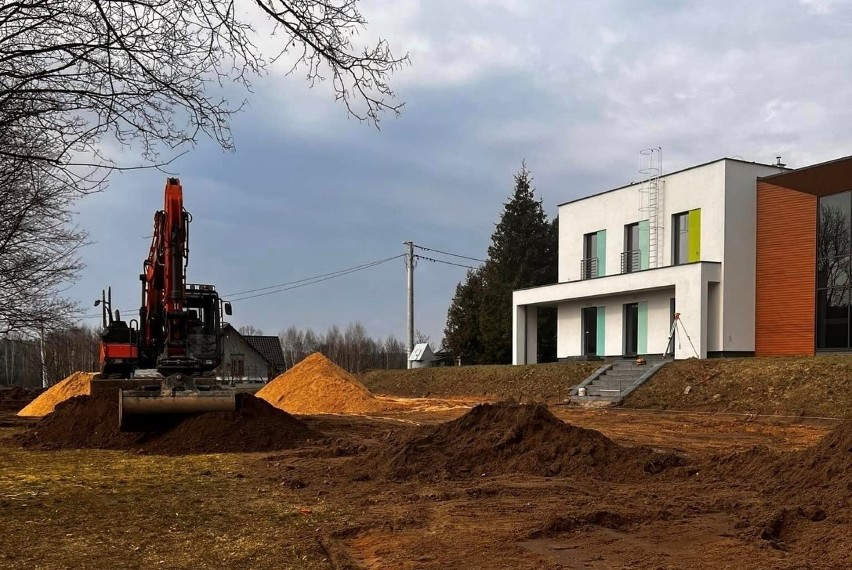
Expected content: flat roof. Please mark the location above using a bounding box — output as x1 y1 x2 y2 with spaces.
557 157 788 208
758 154 852 197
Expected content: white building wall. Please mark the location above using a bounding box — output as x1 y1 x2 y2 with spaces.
557 161 728 282
556 289 674 358
721 161 787 352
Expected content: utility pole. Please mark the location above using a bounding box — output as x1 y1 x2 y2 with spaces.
404 241 414 369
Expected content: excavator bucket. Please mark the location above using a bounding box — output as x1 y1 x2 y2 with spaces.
118 374 236 432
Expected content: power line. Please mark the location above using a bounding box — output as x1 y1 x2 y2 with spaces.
228 255 404 302
414 254 478 270
223 254 404 298
75 253 405 318
412 243 486 263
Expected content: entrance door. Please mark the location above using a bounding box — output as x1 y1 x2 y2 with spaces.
582 307 597 356
624 303 639 356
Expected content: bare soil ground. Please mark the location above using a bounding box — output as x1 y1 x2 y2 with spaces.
1 395 847 570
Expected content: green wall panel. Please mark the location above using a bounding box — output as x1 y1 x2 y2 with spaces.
688 209 701 262
596 306 605 355
637 302 648 355
596 229 606 276
638 220 650 270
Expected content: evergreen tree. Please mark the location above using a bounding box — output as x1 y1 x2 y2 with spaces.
443 268 485 363
443 161 558 364
479 162 557 363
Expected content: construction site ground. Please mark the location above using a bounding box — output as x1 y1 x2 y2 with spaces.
1 393 847 569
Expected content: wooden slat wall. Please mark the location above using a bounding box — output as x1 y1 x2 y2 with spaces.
755 182 816 355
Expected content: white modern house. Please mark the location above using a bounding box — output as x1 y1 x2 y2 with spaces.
512 157 788 363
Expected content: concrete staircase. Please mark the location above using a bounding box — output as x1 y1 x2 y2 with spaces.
570 358 670 406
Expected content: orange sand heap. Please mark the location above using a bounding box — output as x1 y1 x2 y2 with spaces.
257 352 386 415
17 371 98 417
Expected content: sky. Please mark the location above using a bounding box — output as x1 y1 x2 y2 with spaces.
70 0 852 345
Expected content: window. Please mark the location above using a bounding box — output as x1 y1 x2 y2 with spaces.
816 191 851 350
672 209 700 265
581 230 606 278
623 223 640 273
672 212 689 265
230 354 245 378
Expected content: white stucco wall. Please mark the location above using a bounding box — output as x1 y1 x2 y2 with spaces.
720 161 787 351
557 161 728 282
556 289 674 358
514 262 721 361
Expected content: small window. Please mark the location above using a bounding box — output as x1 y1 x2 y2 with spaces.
582 230 605 278
672 212 690 265
623 223 640 273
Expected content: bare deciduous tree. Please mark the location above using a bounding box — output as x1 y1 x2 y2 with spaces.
0 0 408 174
0 133 86 335
238 325 265 336
0 0 406 335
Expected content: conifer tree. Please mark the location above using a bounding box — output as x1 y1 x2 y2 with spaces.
443 162 557 364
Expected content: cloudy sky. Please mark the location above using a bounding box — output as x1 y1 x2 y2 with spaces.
70 0 852 345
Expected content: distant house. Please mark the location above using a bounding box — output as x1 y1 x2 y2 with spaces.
431 350 458 367
217 324 286 382
408 343 436 369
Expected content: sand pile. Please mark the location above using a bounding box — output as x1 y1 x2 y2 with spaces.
17 371 97 417
359 402 684 480
21 393 320 453
257 352 386 414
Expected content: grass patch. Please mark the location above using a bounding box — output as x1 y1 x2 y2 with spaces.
359 362 599 402
0 443 339 569
624 356 851 417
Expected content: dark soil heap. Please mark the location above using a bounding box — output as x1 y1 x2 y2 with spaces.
0 386 41 411
21 392 320 454
360 402 684 480
778 420 851 510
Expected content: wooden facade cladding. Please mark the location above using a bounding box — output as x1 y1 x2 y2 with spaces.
755 182 816 356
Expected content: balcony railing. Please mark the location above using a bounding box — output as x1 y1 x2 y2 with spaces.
621 249 641 274
580 257 598 279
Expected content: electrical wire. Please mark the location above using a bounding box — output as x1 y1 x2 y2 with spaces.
75 253 405 318
227 255 404 302
412 243 486 263
414 254 478 270
223 254 405 298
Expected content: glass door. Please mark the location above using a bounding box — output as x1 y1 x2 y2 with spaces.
624 303 639 356
582 307 597 356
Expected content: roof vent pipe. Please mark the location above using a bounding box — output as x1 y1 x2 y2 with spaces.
775 156 786 167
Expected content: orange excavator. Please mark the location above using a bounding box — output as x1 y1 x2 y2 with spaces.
95 178 235 430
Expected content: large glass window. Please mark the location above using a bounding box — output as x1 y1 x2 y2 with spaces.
817 191 852 350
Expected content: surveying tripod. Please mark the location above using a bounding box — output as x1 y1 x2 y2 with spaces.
663 312 699 359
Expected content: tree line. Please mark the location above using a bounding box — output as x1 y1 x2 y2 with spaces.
1 326 100 388
277 323 417 373
443 162 558 364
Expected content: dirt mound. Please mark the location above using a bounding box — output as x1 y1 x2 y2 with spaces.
712 420 851 518
21 393 321 453
17 371 96 417
359 402 684 480
143 393 322 454
257 352 386 414
778 420 851 510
